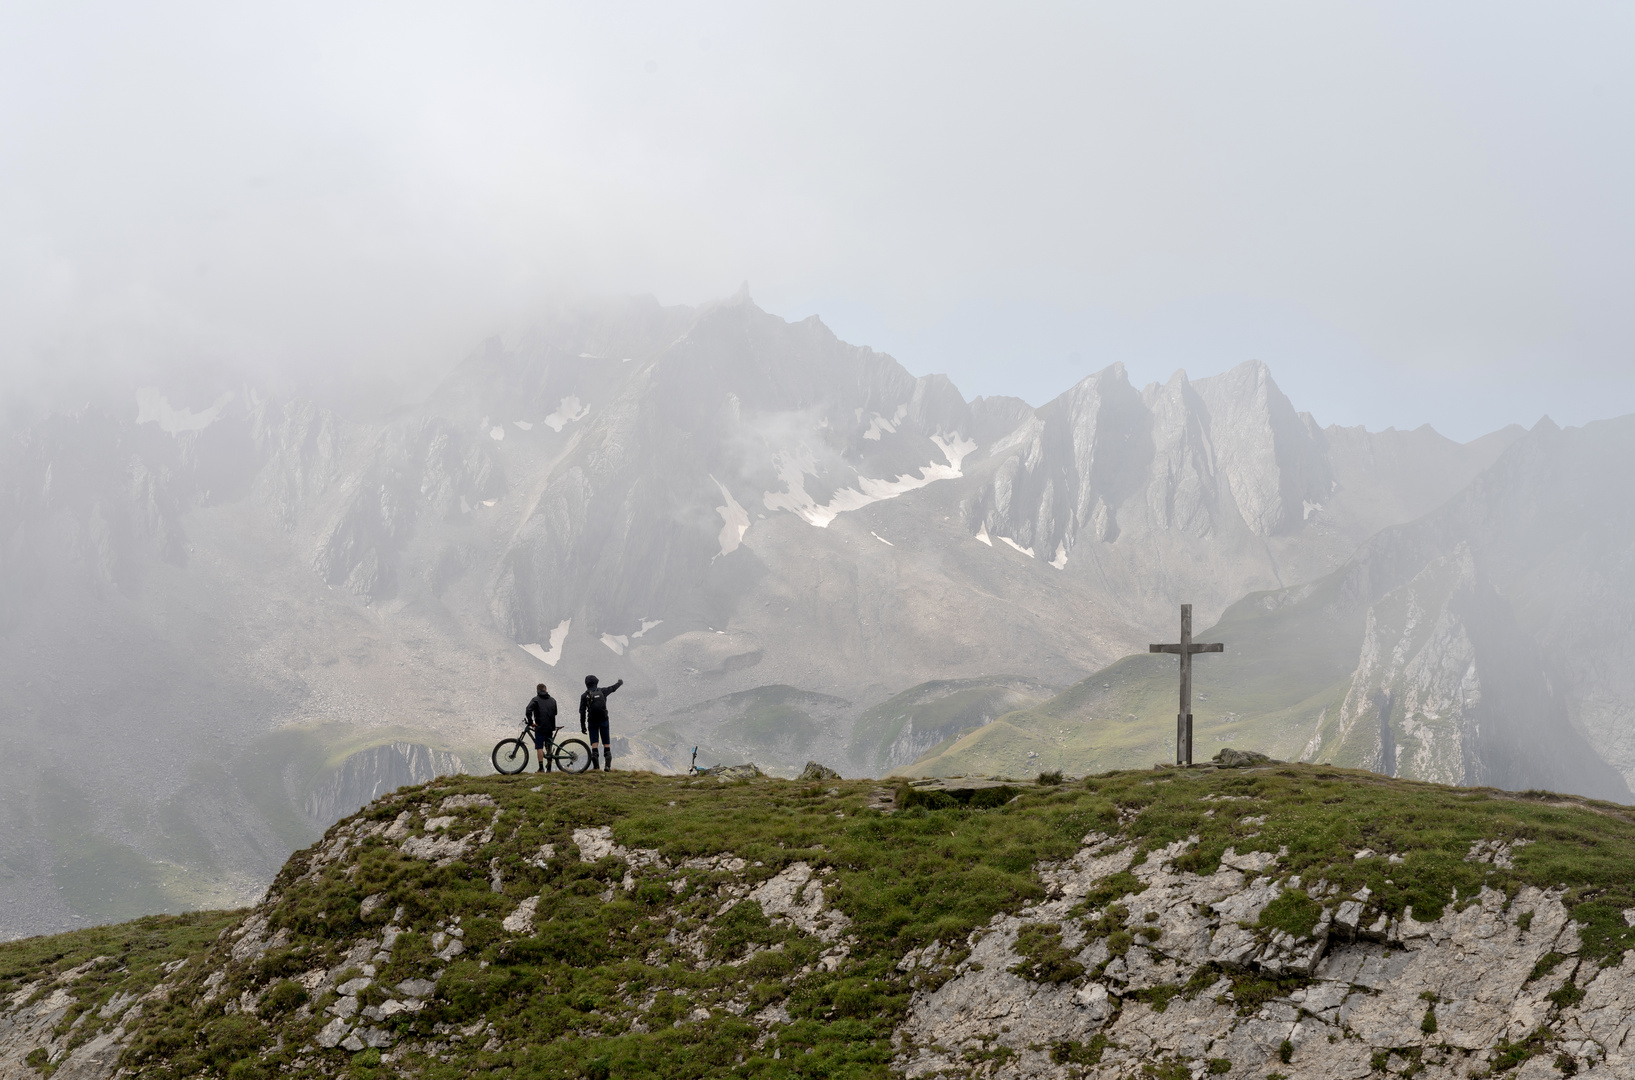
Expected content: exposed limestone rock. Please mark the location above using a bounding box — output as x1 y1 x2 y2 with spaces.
400 807 499 866
400 831 471 864
747 862 851 944
1466 836 1533 869
0 957 190 1080
1213 748 1280 768
703 763 765 780
894 831 1620 1079
439 793 497 812
797 762 842 781
315 1015 350 1048
502 895 540 935
572 826 617 862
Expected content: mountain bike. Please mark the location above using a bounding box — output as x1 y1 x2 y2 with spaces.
492 725 592 774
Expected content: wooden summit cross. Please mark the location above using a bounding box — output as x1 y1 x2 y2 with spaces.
1149 604 1224 766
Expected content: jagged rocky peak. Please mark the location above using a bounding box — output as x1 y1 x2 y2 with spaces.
969 358 1334 564
1190 360 1332 538
437 294 696 423
650 300 921 428
483 296 995 646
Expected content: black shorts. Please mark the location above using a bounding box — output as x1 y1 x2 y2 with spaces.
585 717 610 745
531 725 553 750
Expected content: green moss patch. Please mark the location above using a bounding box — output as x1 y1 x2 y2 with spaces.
1259 889 1325 939
1008 923 1085 984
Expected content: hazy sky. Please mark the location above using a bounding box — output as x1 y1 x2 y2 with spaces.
3 2 1631 439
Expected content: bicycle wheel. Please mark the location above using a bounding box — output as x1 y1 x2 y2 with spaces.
492 738 532 775
553 738 592 774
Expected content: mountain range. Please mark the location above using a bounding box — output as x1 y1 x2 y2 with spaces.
2 290 1627 940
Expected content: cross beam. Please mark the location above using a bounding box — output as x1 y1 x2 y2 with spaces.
1149 603 1224 766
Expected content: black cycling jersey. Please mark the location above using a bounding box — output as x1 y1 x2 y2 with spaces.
579 679 623 727
526 693 558 732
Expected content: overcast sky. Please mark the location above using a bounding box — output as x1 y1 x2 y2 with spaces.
3 2 1631 440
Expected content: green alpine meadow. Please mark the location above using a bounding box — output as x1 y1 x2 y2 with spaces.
6 763 1635 1078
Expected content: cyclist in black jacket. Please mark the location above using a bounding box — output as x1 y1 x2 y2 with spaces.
579 675 623 772
525 683 557 773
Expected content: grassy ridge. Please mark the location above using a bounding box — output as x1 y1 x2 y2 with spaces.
5 765 1635 1079
115 771 1105 1079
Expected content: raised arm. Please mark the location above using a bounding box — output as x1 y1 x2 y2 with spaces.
605 679 624 695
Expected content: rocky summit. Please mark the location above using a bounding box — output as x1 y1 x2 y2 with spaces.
5 765 1635 1079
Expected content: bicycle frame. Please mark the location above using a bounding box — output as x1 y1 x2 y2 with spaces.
523 724 564 754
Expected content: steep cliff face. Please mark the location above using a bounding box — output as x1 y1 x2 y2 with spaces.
6 767 1635 1080
1323 547 1484 782
1315 541 1612 799
299 743 467 828
1301 417 1635 795
1189 359 1332 540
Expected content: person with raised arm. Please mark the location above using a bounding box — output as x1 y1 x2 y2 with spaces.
579 674 623 772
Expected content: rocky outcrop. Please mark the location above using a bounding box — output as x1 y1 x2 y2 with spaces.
702 763 766 780
896 831 1624 1079
311 417 503 603
1213 748 1279 768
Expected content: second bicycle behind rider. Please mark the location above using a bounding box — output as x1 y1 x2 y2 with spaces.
525 682 558 773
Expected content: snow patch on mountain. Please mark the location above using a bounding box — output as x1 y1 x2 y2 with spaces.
136 388 232 434
543 396 590 432
999 536 1035 558
711 476 751 557
518 619 572 667
762 433 977 528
